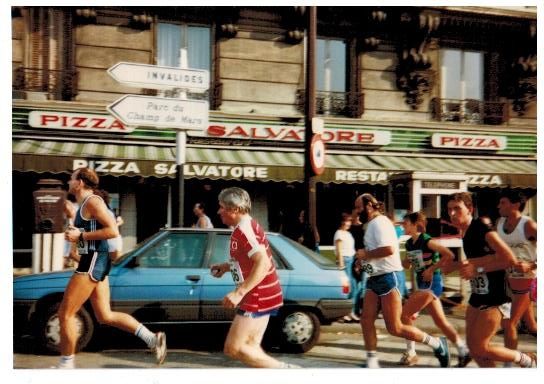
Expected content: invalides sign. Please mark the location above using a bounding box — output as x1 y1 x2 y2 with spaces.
189 123 391 145
431 133 507 151
29 111 133 133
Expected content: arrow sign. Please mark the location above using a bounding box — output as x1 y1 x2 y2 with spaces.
108 62 210 92
107 95 209 130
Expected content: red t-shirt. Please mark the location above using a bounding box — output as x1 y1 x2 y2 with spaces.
230 215 283 313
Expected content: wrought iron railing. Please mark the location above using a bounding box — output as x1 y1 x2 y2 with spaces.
431 98 509 125
296 89 364 118
12 67 78 101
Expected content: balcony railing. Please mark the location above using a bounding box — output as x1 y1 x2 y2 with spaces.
296 89 364 118
431 98 509 125
13 67 78 101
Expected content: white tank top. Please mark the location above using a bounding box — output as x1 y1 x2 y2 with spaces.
497 216 536 278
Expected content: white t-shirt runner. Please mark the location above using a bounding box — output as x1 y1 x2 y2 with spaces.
362 215 403 276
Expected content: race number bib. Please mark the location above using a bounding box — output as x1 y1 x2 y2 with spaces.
361 262 375 276
406 250 425 272
229 259 245 287
77 228 89 254
470 274 490 295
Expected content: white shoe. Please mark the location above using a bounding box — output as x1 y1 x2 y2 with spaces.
51 360 75 369
366 357 381 368
154 332 167 365
350 312 360 321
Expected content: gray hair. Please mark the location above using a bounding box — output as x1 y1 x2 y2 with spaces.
218 187 251 214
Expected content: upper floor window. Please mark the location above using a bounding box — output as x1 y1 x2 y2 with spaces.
296 36 362 117
316 38 346 93
434 48 507 124
440 49 483 101
157 23 210 72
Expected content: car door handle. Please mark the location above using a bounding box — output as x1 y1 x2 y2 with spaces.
186 275 201 282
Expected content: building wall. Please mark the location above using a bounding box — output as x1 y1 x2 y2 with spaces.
75 22 152 103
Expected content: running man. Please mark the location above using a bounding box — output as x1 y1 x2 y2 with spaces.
210 187 297 368
496 191 537 366
58 167 166 368
354 193 450 368
445 192 535 367
399 211 471 367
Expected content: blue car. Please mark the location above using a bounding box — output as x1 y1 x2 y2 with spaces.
14 228 351 353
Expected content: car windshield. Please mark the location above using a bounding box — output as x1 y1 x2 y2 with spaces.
268 234 336 268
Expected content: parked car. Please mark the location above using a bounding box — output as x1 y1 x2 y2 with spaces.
14 228 351 353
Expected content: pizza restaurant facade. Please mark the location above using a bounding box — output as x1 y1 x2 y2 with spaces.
12 106 537 266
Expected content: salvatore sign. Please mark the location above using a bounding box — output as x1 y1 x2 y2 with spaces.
189 123 391 146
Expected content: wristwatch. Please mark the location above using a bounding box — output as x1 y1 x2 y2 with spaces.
476 266 484 274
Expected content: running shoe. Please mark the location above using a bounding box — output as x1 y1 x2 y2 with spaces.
349 312 360 321
365 357 381 368
456 353 472 368
154 332 167 365
398 352 419 366
433 336 450 367
525 352 537 368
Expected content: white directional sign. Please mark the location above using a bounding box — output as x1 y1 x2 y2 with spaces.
107 95 209 130
108 62 210 92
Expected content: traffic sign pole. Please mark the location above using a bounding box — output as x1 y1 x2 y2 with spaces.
175 48 188 228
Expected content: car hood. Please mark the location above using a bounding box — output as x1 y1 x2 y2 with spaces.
14 271 73 298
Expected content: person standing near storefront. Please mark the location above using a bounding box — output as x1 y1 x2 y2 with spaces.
354 193 450 368
210 187 298 368
334 213 361 322
192 202 214 229
496 191 537 366
59 167 166 368
445 192 535 367
399 211 471 367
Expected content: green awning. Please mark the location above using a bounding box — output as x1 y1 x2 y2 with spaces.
12 139 536 187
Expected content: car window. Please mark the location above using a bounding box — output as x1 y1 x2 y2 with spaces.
268 234 336 268
136 232 207 268
209 233 285 270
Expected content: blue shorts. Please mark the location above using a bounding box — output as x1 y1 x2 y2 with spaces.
366 272 401 296
236 308 279 318
75 251 111 282
416 272 443 298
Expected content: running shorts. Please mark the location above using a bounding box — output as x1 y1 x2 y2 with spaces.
75 251 111 282
366 271 401 296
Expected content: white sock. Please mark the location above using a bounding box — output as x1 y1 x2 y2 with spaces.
58 354 75 368
421 333 441 350
135 323 157 349
406 340 416 355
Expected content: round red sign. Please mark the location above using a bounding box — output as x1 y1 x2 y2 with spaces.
310 134 325 175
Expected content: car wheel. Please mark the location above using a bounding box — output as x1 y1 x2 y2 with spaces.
35 301 95 354
278 310 320 353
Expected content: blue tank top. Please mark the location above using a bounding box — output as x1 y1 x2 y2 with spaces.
73 194 109 253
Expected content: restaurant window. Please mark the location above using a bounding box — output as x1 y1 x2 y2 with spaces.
156 22 212 103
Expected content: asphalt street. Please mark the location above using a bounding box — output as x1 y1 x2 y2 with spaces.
13 311 537 369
